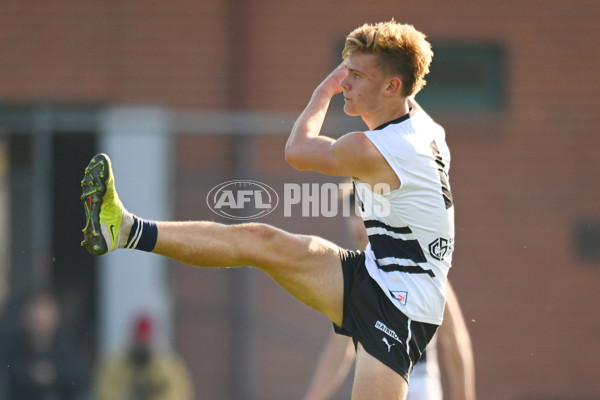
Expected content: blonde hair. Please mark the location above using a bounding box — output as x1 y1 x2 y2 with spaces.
342 20 433 97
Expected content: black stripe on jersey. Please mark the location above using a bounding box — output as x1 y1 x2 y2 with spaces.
363 219 413 235
429 141 453 210
380 262 436 277
369 234 427 264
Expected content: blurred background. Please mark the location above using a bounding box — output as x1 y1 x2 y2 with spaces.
0 0 599 399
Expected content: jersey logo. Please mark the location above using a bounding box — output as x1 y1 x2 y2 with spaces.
428 237 453 261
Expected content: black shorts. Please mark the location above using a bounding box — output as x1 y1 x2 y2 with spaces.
334 249 438 383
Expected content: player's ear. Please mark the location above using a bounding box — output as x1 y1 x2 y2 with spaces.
384 77 402 97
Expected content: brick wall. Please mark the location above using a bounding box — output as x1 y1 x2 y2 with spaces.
2 0 600 398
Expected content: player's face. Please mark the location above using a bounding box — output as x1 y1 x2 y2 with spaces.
340 52 389 118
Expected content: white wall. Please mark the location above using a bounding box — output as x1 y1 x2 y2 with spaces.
98 106 173 353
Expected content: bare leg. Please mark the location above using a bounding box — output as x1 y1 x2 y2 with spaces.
80 154 344 325
153 221 345 325
352 343 408 400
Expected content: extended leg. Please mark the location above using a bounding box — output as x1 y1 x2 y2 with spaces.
81 153 344 325
154 221 345 324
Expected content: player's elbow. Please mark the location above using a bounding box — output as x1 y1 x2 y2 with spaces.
284 145 311 170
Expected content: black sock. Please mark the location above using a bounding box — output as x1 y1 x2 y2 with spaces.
125 216 158 252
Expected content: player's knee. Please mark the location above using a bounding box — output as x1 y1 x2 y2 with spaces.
237 223 280 262
242 222 277 240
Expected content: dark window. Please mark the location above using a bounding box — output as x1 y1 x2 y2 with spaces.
417 43 506 111
573 219 600 263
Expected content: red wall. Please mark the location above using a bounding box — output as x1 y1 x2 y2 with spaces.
2 1 600 398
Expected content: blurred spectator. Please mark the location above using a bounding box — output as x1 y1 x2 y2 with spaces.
0 290 90 400
95 313 193 400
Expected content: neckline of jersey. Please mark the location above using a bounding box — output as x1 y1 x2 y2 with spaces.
373 108 414 131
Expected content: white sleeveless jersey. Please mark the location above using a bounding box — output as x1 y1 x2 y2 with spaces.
354 108 454 325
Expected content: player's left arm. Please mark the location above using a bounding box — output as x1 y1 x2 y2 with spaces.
438 282 477 400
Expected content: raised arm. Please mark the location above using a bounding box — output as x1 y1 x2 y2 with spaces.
285 63 395 189
285 63 345 170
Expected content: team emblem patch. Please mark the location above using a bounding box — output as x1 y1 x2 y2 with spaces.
428 237 453 261
391 291 408 306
